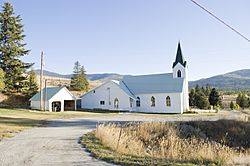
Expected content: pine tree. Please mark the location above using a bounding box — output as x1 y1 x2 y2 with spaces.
189 88 195 106
70 61 81 90
204 84 212 96
209 88 222 106
236 92 249 109
0 2 32 93
194 91 210 109
80 66 89 92
70 61 89 91
27 70 38 96
230 101 234 110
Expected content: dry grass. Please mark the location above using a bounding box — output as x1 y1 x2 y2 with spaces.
90 120 250 165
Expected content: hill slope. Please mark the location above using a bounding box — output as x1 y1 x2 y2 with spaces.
34 69 250 91
33 70 125 81
190 69 250 91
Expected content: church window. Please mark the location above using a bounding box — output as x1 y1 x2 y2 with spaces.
166 96 171 107
136 97 140 107
129 98 133 107
151 96 155 107
177 70 181 78
114 98 119 109
100 101 105 105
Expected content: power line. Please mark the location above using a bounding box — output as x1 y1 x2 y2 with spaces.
190 0 250 43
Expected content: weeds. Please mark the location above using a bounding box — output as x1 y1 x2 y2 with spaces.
93 120 249 165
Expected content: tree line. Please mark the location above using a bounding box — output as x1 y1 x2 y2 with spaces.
189 85 222 110
230 92 250 110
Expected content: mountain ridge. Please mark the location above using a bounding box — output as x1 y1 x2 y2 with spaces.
33 69 250 91
33 69 126 82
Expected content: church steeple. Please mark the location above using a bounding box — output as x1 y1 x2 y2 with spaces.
172 42 187 68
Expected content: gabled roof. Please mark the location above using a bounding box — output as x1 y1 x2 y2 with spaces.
122 73 184 94
30 86 65 101
172 42 187 68
111 80 136 99
80 80 136 99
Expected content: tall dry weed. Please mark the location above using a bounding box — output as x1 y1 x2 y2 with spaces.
95 122 237 164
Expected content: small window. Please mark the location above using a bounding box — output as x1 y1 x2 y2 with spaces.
151 96 155 107
100 101 105 105
177 70 181 78
114 98 119 109
136 97 140 107
166 96 171 107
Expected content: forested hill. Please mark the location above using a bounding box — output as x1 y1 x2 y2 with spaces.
189 69 250 91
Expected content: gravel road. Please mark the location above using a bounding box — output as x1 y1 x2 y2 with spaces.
0 112 248 166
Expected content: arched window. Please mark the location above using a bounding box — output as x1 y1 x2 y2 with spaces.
151 96 155 107
129 98 133 108
114 98 119 109
136 97 140 107
177 70 181 78
166 96 171 107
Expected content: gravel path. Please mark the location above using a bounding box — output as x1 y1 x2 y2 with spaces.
0 112 248 166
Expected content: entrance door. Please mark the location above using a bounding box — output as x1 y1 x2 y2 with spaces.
52 101 61 112
114 98 119 109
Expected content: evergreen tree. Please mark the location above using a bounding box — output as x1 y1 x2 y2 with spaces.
209 88 222 106
0 2 31 93
230 101 234 110
189 88 195 106
70 61 89 91
204 84 212 96
236 92 249 109
194 90 210 109
70 61 81 90
27 70 38 96
80 66 89 92
195 85 200 93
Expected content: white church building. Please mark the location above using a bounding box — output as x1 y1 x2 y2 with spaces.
81 43 189 113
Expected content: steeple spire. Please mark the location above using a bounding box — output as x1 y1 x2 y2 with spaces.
172 42 187 68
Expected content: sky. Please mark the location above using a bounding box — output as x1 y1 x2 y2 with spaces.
3 0 250 81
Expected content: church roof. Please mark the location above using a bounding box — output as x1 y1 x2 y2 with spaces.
172 42 187 68
122 73 184 94
111 80 136 99
29 86 73 101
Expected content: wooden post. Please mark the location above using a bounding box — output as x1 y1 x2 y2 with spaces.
40 51 44 111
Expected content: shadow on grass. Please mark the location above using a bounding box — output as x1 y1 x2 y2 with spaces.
0 117 42 127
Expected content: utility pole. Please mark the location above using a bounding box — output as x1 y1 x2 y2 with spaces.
40 51 44 111
44 79 47 111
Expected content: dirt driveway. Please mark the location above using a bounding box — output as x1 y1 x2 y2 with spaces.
0 112 248 166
